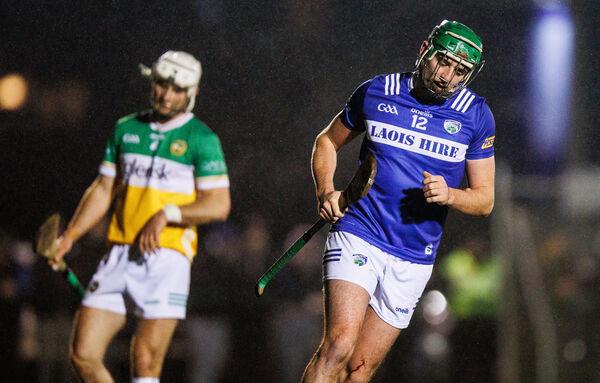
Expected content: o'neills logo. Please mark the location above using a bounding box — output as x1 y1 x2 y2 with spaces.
410 108 433 118
123 159 169 180
367 120 467 163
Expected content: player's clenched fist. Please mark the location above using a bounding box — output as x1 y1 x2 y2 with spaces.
138 211 168 254
48 234 74 271
318 190 347 223
422 171 454 206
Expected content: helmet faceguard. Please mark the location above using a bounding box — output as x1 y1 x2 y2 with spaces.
140 51 202 112
414 20 484 100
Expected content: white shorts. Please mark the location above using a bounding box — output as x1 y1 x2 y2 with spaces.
323 231 433 329
82 244 191 319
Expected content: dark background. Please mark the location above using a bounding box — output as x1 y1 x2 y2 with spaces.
1 1 598 382
0 0 545 239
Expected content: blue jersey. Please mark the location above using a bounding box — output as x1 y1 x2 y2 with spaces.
333 72 495 264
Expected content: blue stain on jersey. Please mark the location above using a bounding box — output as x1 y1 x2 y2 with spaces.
333 72 495 265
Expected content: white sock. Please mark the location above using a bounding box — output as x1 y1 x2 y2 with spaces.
132 378 159 383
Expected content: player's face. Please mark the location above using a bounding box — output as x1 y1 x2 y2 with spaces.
421 51 471 96
151 78 189 119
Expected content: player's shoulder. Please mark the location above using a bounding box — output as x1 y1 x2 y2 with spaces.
115 110 152 130
447 87 492 116
355 72 400 87
361 72 411 97
185 115 218 137
347 73 397 98
372 72 409 82
447 88 495 134
184 115 224 152
108 112 146 141
186 114 210 131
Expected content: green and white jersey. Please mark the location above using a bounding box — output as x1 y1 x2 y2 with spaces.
99 111 229 259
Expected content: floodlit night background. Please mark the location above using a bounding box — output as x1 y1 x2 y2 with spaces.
1 0 599 382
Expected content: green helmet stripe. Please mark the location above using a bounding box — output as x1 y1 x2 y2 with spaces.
446 31 483 53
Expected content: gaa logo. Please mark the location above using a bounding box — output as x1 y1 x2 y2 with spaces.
377 103 399 115
353 254 368 266
443 120 462 134
123 133 140 144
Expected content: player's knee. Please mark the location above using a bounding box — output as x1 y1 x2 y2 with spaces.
321 333 356 365
344 359 378 383
70 343 100 373
133 342 163 375
69 351 85 372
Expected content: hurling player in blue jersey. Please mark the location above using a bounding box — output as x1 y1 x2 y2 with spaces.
302 20 495 382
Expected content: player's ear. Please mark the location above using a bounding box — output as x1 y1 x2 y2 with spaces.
188 88 199 107
419 40 429 56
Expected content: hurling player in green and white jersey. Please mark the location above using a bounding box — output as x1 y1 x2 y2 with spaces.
49 51 231 383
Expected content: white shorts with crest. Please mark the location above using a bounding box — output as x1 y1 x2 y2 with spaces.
82 244 191 319
323 231 433 329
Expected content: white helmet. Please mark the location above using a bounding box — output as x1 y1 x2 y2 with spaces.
140 51 202 112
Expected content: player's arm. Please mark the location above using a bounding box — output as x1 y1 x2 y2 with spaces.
138 186 230 253
179 187 231 225
423 156 495 217
51 174 116 266
313 113 362 223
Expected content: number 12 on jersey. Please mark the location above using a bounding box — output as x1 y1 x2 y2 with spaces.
411 115 428 130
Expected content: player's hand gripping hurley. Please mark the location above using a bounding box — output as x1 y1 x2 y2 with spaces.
36 213 86 300
255 154 377 296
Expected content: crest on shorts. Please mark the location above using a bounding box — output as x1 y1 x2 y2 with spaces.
443 120 462 134
425 244 433 255
353 254 368 266
88 280 99 293
170 140 188 156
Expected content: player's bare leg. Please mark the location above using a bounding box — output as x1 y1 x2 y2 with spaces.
339 307 401 382
302 279 371 383
70 307 127 383
131 319 179 379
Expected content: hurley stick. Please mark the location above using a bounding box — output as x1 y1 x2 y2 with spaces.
256 154 377 296
36 213 86 300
